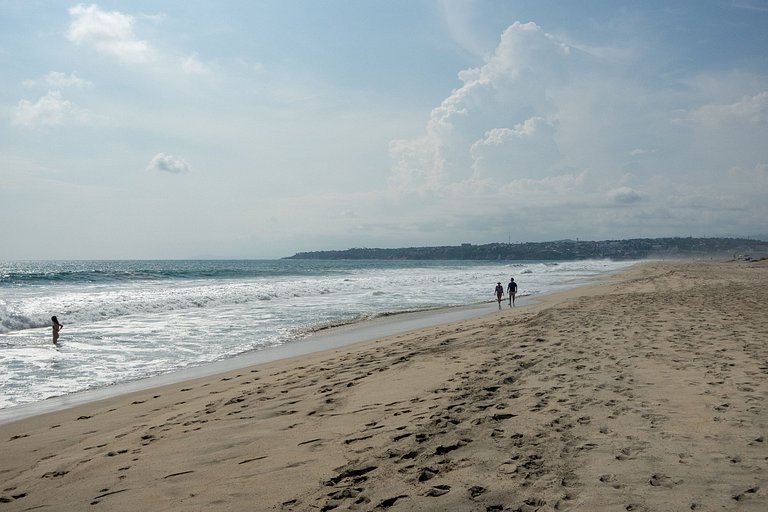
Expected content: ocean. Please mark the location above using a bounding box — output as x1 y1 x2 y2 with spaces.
0 259 635 411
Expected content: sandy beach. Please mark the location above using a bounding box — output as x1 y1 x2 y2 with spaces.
1 260 766 511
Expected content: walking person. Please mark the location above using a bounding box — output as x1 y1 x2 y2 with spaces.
507 278 517 307
51 316 63 345
494 282 504 309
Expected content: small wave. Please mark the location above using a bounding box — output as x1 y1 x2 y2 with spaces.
299 305 452 336
301 316 368 334
0 317 46 334
0 260 362 288
377 308 425 317
0 306 48 334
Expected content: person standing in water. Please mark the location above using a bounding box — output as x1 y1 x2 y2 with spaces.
507 278 518 307
494 282 504 309
51 316 63 345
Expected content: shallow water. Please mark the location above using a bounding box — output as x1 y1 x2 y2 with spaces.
0 259 635 409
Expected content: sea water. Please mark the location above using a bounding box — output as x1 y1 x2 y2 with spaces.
0 259 635 410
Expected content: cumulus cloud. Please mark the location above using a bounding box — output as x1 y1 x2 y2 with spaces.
67 4 153 63
23 71 92 88
11 91 92 128
146 153 191 174
380 18 768 243
389 21 573 191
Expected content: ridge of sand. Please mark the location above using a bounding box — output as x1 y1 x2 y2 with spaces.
1 260 766 511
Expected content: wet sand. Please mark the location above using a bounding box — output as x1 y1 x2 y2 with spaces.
0 302 498 426
1 260 766 511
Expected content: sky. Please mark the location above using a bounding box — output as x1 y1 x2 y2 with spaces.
2 1 767 259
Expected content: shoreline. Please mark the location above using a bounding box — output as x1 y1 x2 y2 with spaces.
2 259 765 511
1 259 629 417
0 291 548 426
0 301 500 426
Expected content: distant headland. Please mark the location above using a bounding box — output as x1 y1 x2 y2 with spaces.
285 237 768 261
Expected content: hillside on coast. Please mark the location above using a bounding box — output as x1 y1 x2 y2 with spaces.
285 237 768 261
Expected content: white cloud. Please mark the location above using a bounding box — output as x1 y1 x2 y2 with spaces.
470 117 560 184
389 21 573 191
687 90 768 127
23 71 93 88
494 172 588 208
66 5 214 78
608 186 643 205
731 0 768 12
380 18 768 245
146 153 191 174
388 136 441 192
67 4 153 64
181 54 209 75
11 91 92 128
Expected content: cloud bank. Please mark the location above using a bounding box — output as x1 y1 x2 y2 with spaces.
382 21 768 242
3 3 766 259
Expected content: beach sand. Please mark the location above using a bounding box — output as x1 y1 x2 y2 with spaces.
1 260 766 511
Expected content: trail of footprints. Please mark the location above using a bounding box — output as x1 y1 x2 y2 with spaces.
275 312 610 510
280 285 766 511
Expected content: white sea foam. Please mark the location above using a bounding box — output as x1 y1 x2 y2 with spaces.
0 259 635 409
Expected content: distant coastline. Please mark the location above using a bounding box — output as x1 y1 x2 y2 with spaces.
285 236 768 261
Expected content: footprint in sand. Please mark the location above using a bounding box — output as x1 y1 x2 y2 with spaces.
0 492 28 503
561 473 579 488
325 465 378 486
418 467 439 481
468 486 487 498
376 495 408 508
600 473 623 489
616 444 647 461
41 470 69 478
732 486 760 501
425 485 450 497
648 473 680 488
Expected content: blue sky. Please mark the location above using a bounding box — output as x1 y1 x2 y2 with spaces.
2 1 767 259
